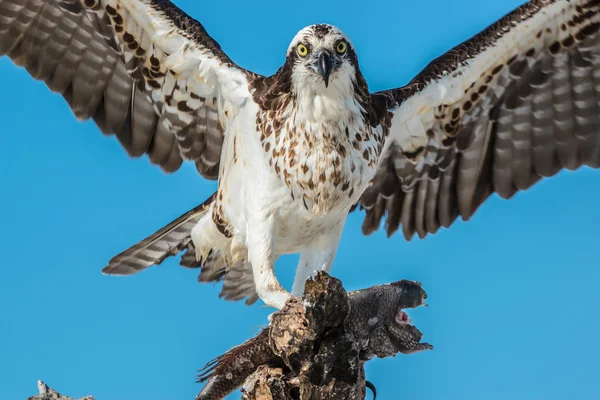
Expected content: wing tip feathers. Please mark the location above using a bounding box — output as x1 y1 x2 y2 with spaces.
101 263 146 276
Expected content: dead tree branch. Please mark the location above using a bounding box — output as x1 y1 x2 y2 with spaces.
27 381 94 400
196 272 432 400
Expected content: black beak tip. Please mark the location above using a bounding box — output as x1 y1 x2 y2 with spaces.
317 51 334 88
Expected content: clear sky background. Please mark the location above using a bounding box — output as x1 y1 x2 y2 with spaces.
1 0 599 399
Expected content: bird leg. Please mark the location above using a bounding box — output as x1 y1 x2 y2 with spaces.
291 249 336 296
247 218 291 309
291 225 343 296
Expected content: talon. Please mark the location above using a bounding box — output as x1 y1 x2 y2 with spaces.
365 380 377 399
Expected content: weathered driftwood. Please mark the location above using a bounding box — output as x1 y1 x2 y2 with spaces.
196 272 432 400
27 381 94 400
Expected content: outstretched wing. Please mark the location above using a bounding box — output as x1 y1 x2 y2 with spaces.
0 0 257 178
361 0 600 240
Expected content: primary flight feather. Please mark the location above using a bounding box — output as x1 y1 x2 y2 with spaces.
1 0 599 308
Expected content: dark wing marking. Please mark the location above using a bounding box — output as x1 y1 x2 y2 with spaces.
361 0 600 239
0 0 258 178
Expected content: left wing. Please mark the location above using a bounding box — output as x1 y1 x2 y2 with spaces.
0 0 257 178
361 0 600 240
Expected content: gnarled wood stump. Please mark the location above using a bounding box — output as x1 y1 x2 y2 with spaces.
197 272 432 400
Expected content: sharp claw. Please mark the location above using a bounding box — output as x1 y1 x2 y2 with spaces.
365 380 377 400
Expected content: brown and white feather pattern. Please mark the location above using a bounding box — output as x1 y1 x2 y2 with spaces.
103 193 216 275
103 190 258 305
361 0 600 240
0 0 254 178
197 251 258 305
255 95 381 216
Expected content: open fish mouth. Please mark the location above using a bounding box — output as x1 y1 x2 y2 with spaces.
387 305 433 355
395 309 411 325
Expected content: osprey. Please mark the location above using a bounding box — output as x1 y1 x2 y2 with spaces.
1 0 599 309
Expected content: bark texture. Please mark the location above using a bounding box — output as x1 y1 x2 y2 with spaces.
197 272 432 400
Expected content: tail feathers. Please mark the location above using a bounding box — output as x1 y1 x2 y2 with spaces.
198 251 258 305
102 193 216 276
102 191 258 306
179 241 202 269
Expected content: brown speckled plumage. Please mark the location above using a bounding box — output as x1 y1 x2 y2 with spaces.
250 38 382 214
253 102 379 213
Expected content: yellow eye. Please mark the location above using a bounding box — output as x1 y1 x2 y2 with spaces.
297 43 308 57
336 40 347 54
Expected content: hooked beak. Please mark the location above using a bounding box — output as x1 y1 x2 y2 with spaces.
317 50 335 87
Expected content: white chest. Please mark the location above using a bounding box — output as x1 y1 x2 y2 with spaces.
255 93 381 216
215 84 383 253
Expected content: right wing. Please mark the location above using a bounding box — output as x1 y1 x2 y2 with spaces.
0 0 259 178
360 0 600 239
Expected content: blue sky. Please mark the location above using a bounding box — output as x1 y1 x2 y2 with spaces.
1 0 599 399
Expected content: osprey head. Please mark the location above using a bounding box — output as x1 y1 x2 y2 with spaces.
286 24 358 92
